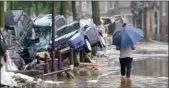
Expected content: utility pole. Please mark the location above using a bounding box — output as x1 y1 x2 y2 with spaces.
51 1 56 72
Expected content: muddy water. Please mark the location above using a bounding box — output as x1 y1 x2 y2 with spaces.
111 57 168 77
41 48 168 88
41 56 168 88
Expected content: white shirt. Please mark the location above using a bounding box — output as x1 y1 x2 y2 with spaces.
119 46 133 58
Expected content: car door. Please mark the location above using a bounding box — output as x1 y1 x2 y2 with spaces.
85 26 98 45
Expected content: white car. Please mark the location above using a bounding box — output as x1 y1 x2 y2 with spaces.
0 28 18 87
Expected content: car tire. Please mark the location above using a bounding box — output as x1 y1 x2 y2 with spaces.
73 51 80 67
99 35 106 48
91 46 97 56
84 39 92 53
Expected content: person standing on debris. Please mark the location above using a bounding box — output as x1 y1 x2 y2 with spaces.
116 23 135 79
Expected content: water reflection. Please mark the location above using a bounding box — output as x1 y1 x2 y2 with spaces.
40 55 168 88
111 57 168 77
119 78 132 88
132 57 168 77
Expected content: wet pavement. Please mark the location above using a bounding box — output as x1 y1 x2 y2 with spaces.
39 41 168 88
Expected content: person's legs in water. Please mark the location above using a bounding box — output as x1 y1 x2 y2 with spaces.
119 58 126 77
126 57 133 78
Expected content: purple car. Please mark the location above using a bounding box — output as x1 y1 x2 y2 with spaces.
47 19 106 66
50 20 105 53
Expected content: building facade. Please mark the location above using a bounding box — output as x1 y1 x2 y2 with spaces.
131 1 168 42
76 1 132 18
158 1 168 42
151 1 168 42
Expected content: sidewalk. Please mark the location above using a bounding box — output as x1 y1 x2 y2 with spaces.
97 38 168 60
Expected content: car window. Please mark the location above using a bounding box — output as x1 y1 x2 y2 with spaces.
57 26 68 37
102 19 111 25
73 22 80 30
33 26 51 40
16 14 33 44
80 19 94 28
57 22 79 37
55 17 66 29
113 16 123 22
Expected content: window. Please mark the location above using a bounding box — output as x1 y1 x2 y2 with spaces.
56 26 69 37
55 17 66 29
73 22 80 29
33 26 51 40
119 1 130 8
99 2 106 12
56 22 80 37
102 19 111 25
113 16 123 22
109 2 114 9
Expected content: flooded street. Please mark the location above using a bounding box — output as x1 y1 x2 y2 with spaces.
41 42 168 88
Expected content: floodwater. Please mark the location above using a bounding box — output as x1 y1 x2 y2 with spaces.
41 44 168 88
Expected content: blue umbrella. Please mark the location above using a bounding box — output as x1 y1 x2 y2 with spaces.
112 26 143 48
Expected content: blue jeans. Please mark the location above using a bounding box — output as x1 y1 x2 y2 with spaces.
119 57 133 78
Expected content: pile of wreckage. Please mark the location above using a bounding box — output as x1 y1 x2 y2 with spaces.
1 10 106 87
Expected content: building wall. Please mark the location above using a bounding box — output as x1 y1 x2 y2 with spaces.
76 1 132 18
159 1 168 42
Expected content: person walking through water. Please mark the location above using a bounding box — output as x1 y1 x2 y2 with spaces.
116 23 135 80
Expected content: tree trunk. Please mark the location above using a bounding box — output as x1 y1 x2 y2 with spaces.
60 1 69 17
71 1 77 21
91 1 101 25
27 2 31 16
35 2 38 16
10 1 13 10
91 1 101 56
0 1 4 28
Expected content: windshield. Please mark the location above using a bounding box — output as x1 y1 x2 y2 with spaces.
57 22 80 37
113 16 123 22
33 26 51 42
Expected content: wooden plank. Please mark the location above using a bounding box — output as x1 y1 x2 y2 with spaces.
79 63 101 68
7 70 43 75
43 68 70 76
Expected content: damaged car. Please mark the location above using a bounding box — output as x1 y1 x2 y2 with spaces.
4 10 39 70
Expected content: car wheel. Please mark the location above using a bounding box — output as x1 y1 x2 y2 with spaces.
99 35 106 48
84 39 92 52
92 46 97 56
73 51 80 66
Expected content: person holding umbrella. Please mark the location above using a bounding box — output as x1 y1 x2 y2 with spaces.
112 22 143 79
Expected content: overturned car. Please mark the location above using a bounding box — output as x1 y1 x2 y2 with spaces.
4 10 39 70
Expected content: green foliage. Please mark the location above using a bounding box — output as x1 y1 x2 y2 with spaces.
60 1 69 17
6 1 61 16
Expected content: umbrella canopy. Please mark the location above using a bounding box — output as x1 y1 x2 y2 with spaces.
112 26 143 48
